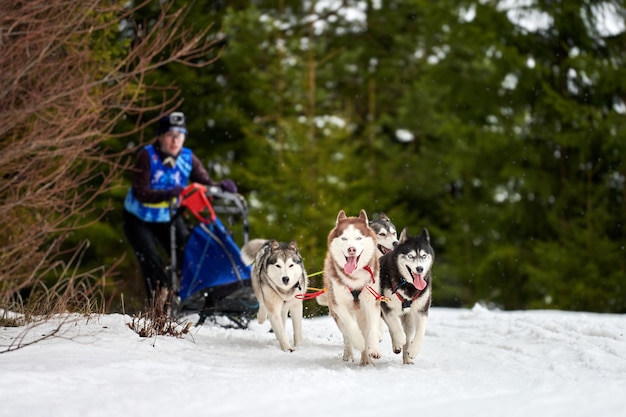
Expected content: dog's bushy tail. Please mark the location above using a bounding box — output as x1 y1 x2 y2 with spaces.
240 239 268 265
315 293 328 306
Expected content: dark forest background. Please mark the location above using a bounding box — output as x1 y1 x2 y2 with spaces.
2 0 625 316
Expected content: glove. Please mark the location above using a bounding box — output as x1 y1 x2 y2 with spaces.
219 179 238 193
166 185 184 199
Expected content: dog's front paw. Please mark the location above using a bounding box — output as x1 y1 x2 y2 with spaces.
402 355 415 365
278 339 295 352
281 344 295 352
391 334 406 354
369 349 382 359
359 352 375 366
407 338 423 359
342 344 355 362
402 348 415 364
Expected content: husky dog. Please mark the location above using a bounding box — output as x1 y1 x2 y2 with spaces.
318 212 398 306
368 213 399 256
368 213 399 340
241 239 307 352
320 210 382 365
380 227 434 365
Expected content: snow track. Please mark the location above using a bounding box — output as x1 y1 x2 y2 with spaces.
1 306 625 417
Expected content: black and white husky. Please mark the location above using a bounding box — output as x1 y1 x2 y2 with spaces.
368 213 399 256
241 239 308 352
379 227 434 364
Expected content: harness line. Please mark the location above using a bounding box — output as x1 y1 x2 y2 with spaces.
349 265 389 302
296 287 326 300
295 266 389 302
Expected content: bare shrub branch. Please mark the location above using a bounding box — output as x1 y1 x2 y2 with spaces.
0 0 222 315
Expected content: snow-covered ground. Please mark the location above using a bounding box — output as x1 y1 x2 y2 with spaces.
1 305 625 417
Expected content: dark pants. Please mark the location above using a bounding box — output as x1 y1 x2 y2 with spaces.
123 209 190 302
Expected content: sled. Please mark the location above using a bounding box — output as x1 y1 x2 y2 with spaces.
170 183 258 328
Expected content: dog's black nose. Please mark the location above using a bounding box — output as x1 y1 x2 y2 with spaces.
416 266 423 273
393 241 398 247
282 276 290 285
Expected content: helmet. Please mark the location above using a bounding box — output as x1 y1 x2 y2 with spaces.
156 112 187 136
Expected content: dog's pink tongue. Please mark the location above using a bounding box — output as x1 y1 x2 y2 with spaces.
344 256 358 275
413 273 427 290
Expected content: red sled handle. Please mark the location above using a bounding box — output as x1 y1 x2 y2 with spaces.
179 183 216 224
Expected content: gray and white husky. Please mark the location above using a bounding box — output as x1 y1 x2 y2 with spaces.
368 213 399 256
319 210 382 365
379 227 434 364
241 239 308 352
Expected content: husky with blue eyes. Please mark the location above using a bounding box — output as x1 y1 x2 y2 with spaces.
379 227 434 364
241 239 307 352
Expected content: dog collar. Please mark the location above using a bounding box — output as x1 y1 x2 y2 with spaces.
392 279 424 308
364 265 375 283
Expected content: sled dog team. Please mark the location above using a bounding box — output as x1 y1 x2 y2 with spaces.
241 210 435 366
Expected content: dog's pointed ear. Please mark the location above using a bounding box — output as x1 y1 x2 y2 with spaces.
379 212 389 221
358 209 368 223
270 240 280 250
336 210 347 223
421 227 430 244
399 227 409 243
288 239 299 252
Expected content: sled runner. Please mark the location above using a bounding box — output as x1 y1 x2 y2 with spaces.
170 183 258 328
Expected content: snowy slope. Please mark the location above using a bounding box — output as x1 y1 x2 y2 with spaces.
1 306 625 417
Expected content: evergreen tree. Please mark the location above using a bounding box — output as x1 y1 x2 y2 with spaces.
111 0 625 313
406 0 626 311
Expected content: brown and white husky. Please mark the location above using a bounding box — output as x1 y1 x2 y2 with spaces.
319 210 382 365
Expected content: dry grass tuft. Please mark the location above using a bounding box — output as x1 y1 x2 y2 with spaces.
127 290 192 339
128 313 192 339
